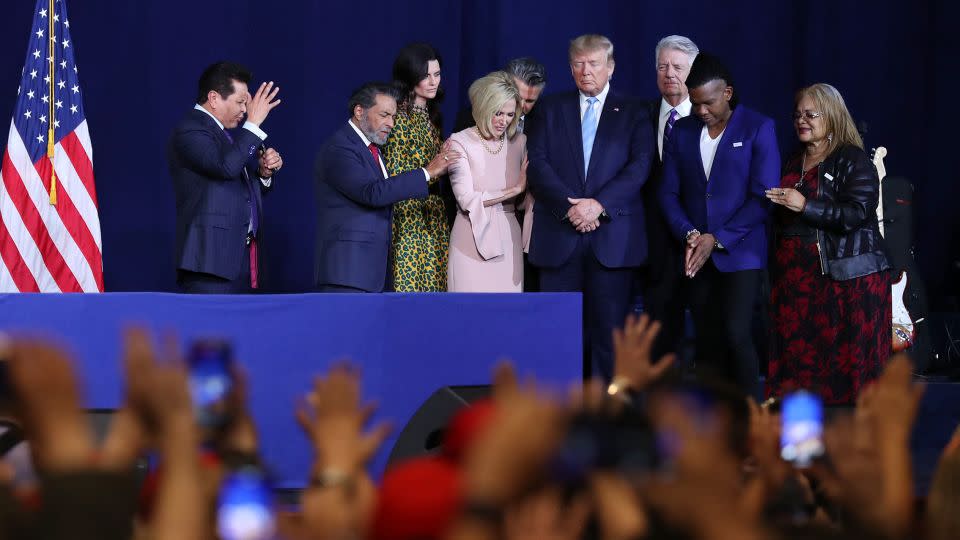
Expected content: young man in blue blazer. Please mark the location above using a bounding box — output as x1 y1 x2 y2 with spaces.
658 53 780 398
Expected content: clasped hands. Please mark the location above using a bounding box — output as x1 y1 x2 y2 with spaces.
684 231 716 278
567 197 603 233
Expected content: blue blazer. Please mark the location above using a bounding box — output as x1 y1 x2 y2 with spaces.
168 109 269 281
526 90 654 268
658 106 780 272
314 123 429 292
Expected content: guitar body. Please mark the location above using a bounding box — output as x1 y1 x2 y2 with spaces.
891 271 915 352
873 147 919 353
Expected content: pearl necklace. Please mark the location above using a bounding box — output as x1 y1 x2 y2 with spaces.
475 127 505 154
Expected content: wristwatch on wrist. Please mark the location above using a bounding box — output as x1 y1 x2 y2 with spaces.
714 237 724 250
309 468 356 495
606 375 634 404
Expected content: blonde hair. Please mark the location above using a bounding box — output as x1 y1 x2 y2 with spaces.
795 83 863 155
569 34 615 65
469 71 522 140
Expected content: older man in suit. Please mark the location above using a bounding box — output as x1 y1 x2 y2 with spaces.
527 34 654 380
658 53 780 397
642 35 699 364
314 83 457 292
169 61 282 294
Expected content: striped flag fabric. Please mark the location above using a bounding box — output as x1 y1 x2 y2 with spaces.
0 0 103 292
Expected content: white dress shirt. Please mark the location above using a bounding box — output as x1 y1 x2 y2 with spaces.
657 96 692 158
579 82 611 127
348 120 389 179
700 126 725 180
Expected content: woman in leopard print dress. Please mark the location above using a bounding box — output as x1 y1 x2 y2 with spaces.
383 43 449 292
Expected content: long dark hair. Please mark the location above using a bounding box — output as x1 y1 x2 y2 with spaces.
391 42 444 129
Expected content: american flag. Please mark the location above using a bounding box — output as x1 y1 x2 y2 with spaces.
0 0 103 292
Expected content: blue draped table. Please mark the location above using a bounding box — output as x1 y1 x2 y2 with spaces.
0 292 582 488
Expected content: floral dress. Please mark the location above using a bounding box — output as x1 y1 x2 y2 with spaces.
766 154 892 405
382 105 449 292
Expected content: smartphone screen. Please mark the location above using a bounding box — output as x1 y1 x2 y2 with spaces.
780 391 824 467
217 466 276 540
187 340 234 428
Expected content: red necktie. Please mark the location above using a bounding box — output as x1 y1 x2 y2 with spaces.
368 143 380 163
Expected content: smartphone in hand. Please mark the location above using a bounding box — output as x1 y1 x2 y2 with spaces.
780 390 824 468
217 465 275 540
187 339 234 429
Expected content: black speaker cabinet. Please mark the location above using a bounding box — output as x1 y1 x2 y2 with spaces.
385 385 491 468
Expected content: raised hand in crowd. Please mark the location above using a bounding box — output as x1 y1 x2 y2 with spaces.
643 395 770 540
503 486 590 540
295 363 392 540
611 313 676 395
449 371 567 540
121 328 205 540
813 354 923 538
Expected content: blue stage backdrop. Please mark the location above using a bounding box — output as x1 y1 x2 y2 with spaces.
1 0 956 300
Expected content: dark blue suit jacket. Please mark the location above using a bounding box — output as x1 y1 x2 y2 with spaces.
658 106 780 272
168 108 269 281
314 122 429 292
527 90 654 268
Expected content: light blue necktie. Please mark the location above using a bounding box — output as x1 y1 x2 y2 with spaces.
581 96 599 178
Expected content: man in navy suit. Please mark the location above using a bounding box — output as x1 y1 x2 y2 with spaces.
314 83 457 292
169 61 282 294
527 34 654 380
658 53 780 397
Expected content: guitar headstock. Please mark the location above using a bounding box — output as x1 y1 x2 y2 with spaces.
871 146 887 182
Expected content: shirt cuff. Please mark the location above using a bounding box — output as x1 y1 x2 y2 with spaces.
242 121 268 141
422 167 430 183
260 176 272 188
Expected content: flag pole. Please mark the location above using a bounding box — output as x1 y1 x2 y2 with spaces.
46 0 57 205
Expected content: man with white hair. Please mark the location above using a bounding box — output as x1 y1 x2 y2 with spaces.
643 35 699 363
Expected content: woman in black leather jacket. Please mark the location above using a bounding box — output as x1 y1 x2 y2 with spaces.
763 83 892 405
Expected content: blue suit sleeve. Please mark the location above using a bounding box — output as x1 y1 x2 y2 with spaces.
319 142 428 207
594 107 654 218
173 125 262 181
526 107 576 218
658 128 696 240
713 118 780 249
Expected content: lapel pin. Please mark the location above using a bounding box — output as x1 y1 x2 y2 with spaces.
613 107 620 112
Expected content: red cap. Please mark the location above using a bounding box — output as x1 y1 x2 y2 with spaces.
370 456 462 540
443 399 496 462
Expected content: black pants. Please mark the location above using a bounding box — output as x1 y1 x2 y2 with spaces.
686 261 762 398
177 270 252 294
317 284 368 293
642 244 686 362
539 237 635 381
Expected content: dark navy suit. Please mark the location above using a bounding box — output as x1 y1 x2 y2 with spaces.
642 99 685 363
314 122 429 292
527 89 654 379
169 108 270 293
659 105 780 395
